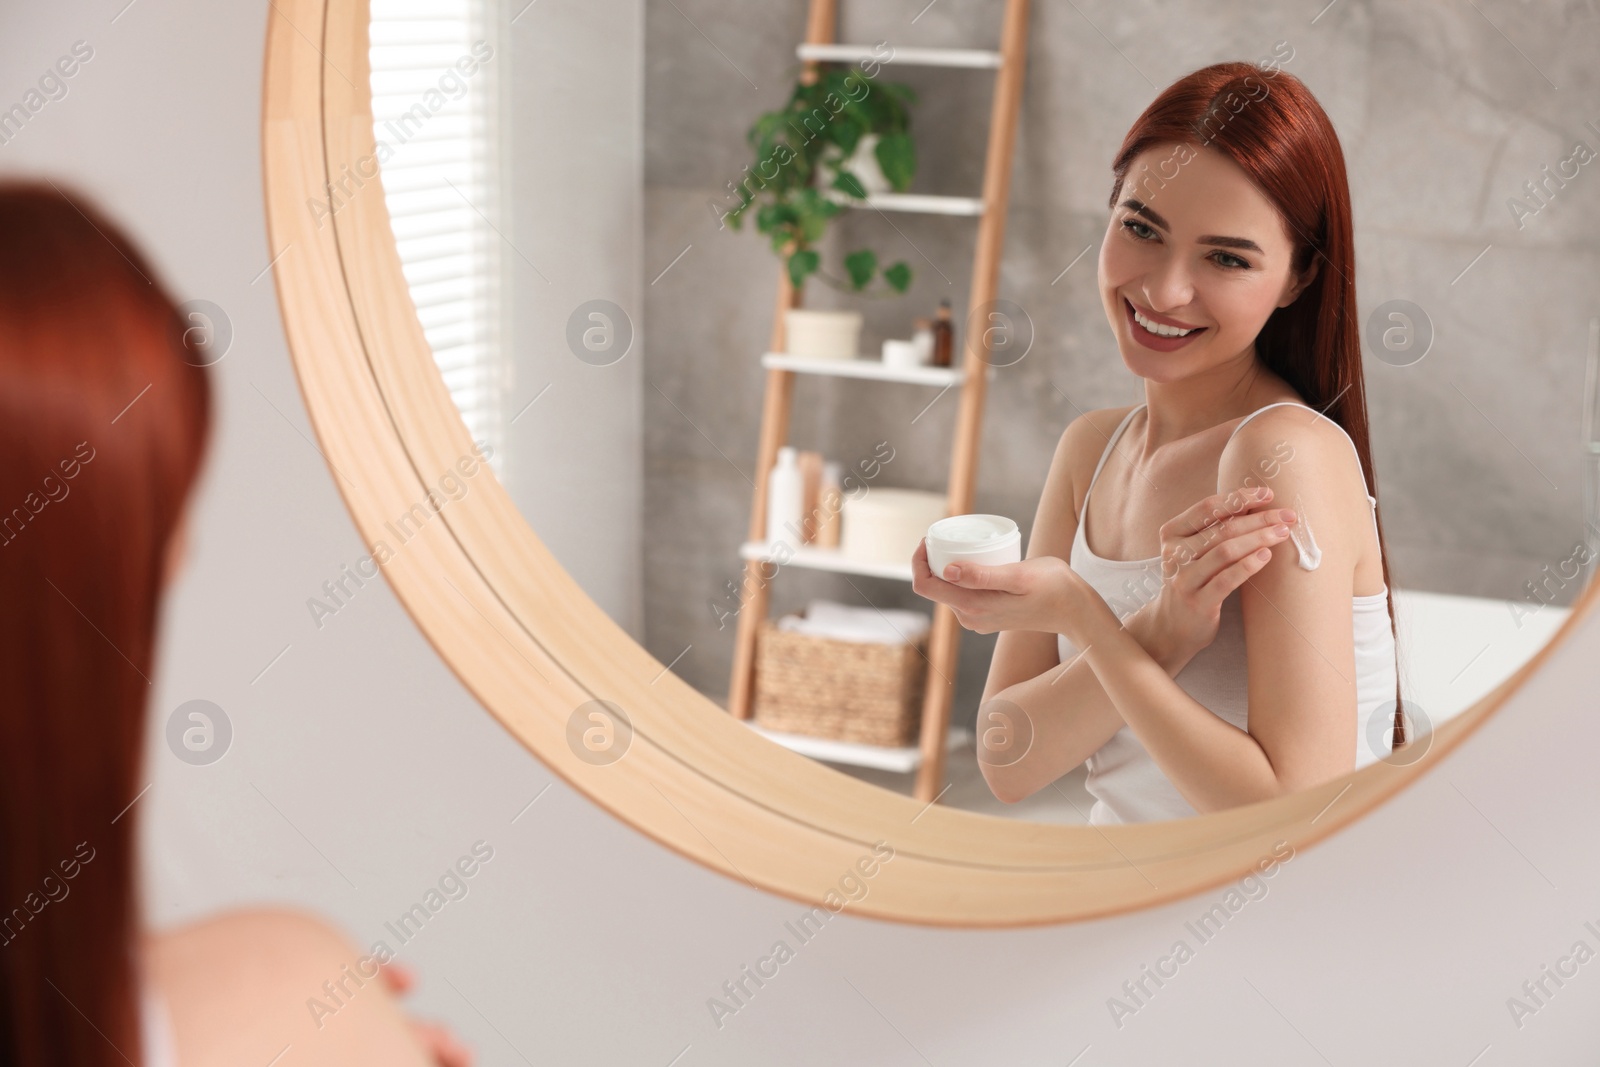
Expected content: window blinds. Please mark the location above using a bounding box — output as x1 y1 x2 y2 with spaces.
369 0 507 470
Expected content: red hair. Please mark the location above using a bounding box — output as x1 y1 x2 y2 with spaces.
1107 62 1405 744
0 182 211 1063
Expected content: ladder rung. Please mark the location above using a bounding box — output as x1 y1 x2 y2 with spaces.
740 540 915 582
796 43 1002 69
822 190 985 217
762 352 965 387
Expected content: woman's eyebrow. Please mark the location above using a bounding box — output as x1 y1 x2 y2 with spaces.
1119 198 1264 254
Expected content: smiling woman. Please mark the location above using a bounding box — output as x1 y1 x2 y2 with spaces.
917 60 1405 823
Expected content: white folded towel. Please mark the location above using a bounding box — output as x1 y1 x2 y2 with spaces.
775 598 930 645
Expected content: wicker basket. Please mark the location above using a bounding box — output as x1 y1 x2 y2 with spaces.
751 617 927 747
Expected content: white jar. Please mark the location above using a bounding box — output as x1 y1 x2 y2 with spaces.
839 488 947 566
881 338 923 368
925 514 1021 579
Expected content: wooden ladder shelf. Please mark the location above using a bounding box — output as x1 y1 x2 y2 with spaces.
726 0 1031 804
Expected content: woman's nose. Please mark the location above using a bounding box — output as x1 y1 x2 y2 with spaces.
1143 258 1196 312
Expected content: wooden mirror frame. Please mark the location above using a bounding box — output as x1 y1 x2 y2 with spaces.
259 0 1593 927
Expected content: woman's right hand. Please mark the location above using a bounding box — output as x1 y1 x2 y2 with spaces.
1143 486 1298 664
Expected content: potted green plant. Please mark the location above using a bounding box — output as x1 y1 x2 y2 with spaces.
723 66 919 299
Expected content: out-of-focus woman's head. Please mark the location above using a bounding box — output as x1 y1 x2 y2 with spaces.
0 181 211 1064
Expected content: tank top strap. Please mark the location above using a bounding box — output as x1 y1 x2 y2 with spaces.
1224 399 1379 512
1084 404 1146 502
1223 400 1314 448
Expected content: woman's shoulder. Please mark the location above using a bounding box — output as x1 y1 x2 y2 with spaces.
1056 404 1142 469
1219 402 1372 539
1049 405 1141 501
1220 401 1363 483
1028 405 1142 552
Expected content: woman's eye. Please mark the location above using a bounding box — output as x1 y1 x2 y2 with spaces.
1121 218 1251 269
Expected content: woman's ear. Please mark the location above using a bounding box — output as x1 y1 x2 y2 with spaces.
1279 257 1320 308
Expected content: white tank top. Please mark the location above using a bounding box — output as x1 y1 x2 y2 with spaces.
1057 402 1397 824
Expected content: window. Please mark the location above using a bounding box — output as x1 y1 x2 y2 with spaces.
369 0 508 471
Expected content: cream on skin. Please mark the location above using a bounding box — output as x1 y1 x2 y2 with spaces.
1286 491 1321 571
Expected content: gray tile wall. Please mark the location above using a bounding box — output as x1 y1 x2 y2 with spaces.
639 0 1600 723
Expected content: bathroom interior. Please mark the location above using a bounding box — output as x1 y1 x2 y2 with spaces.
10 0 1598 1059
371 0 1598 825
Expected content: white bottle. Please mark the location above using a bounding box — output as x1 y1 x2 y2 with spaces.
815 461 842 548
766 446 804 549
910 318 935 365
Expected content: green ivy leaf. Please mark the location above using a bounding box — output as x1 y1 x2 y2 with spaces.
794 189 839 244
749 111 785 149
882 82 920 108
787 249 820 290
843 249 877 290
756 201 793 232
830 120 862 157
831 170 869 199
883 262 913 293
875 132 916 192
798 212 829 245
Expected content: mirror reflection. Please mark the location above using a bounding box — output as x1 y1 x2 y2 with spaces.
366 2 1596 824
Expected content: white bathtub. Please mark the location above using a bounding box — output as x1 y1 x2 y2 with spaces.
1391 588 1573 730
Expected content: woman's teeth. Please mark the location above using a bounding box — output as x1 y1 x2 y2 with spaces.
1132 306 1198 337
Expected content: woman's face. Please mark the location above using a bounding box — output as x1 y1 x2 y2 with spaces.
1098 141 1317 383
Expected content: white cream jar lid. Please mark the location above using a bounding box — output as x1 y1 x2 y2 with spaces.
926 514 1019 550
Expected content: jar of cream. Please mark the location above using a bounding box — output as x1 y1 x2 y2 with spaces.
925 514 1021 579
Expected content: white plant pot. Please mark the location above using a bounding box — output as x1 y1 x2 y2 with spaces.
785 309 863 361
835 133 892 196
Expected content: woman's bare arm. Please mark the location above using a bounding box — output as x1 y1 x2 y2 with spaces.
1064 411 1367 812
977 408 1195 804
148 909 441 1067
1224 409 1370 793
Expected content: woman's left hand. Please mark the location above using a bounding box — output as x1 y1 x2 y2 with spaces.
911 538 1106 641
377 961 475 1067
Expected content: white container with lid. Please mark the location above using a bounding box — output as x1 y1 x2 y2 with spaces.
925 514 1021 579
784 309 863 360
839 488 947 566
881 338 924 369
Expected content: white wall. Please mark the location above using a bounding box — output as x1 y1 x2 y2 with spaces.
504 0 644 638
4 2 1600 1063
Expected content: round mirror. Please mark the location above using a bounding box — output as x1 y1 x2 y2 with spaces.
264 0 1598 924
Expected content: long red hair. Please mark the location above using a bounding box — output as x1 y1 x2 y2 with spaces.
1106 62 1405 745
0 182 212 1063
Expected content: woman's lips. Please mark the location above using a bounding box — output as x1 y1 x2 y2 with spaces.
1123 297 1207 351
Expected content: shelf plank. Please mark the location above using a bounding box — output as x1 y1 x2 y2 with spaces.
821 190 986 217
796 43 1003 69
761 351 965 387
740 539 915 582
745 722 975 774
